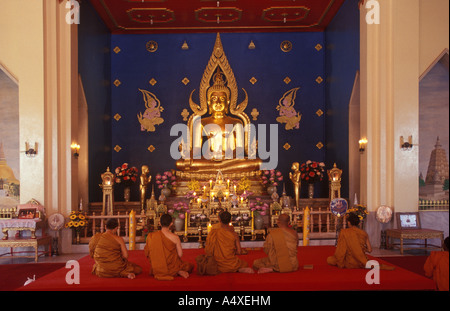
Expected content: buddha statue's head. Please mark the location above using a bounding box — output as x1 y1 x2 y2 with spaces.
207 67 231 115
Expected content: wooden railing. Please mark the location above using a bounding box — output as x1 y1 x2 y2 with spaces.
78 211 148 244
77 206 342 244
293 207 346 238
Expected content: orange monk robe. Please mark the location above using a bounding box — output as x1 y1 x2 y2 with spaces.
144 231 193 280
89 233 142 278
424 251 449 291
327 227 369 269
253 228 299 272
205 224 248 273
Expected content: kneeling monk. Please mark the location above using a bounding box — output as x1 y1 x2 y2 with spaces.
89 218 142 279
253 214 299 273
205 211 254 273
144 214 194 280
327 213 394 270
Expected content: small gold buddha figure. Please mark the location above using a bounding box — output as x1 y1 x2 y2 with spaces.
176 68 262 174
289 162 301 210
139 165 151 211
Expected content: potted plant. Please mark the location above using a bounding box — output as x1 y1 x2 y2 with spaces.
168 201 190 231
299 160 325 198
114 163 139 202
249 198 269 230
65 211 88 244
261 169 283 195
155 171 177 197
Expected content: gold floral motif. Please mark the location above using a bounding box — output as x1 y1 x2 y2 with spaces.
280 41 292 53
251 108 259 121
315 44 323 51
148 145 155 152
114 113 122 121
316 142 324 149
113 79 121 87
283 143 291 150
182 77 190 85
114 145 122 152
316 109 324 117
113 46 121 54
284 77 291 84
149 78 157 86
249 77 257 85
146 41 158 53
316 76 323 84
181 108 190 121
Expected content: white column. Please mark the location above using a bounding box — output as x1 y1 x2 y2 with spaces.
360 0 420 243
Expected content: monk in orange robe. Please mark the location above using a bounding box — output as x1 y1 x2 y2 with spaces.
205 211 254 273
89 218 142 279
327 213 390 271
144 214 194 280
253 214 299 273
424 236 449 291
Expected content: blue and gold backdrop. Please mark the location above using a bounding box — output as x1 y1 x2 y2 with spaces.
79 0 359 203
110 32 325 200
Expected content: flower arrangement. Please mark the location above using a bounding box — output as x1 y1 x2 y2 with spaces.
168 202 190 219
114 163 139 186
65 211 88 229
300 160 325 183
249 198 269 216
261 169 283 187
347 204 369 220
155 171 177 189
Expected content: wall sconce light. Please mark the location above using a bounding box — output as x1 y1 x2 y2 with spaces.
400 136 413 151
359 138 368 153
25 142 38 157
71 143 80 158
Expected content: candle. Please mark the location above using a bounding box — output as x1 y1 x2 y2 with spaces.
209 179 212 189
303 206 310 246
234 185 236 193
207 223 212 234
129 210 136 250
184 212 188 237
227 179 230 188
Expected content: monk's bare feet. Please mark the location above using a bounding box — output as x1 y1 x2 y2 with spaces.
178 270 189 279
237 249 248 255
257 267 274 274
127 273 136 279
238 267 255 274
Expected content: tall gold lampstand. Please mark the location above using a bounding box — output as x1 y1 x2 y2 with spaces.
327 163 342 200
101 167 115 215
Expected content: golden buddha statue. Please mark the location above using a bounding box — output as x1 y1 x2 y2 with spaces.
175 34 262 177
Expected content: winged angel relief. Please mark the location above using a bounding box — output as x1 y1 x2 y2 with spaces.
276 87 302 130
137 88 164 132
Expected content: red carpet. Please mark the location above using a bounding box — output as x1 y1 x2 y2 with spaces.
0 263 65 291
378 256 429 277
17 246 436 291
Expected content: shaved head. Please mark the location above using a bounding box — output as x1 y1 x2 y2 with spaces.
277 214 290 226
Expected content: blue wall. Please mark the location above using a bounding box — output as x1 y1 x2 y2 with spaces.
80 1 360 202
79 0 112 202
325 0 360 199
